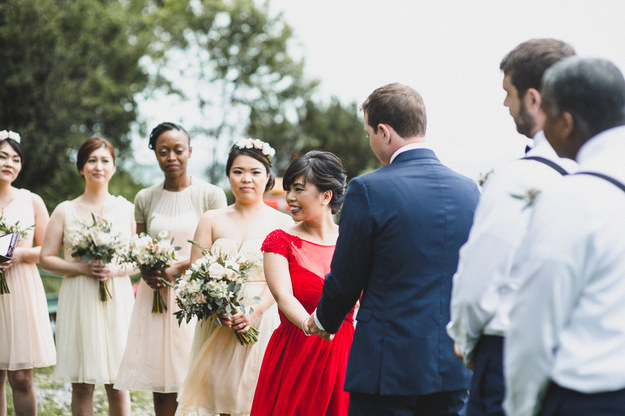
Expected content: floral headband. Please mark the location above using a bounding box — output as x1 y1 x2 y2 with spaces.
232 138 276 162
0 130 20 143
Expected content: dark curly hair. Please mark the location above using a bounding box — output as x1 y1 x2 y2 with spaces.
282 151 347 214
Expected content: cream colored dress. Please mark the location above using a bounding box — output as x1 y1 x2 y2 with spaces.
176 238 280 416
115 187 200 392
0 189 55 371
53 196 135 384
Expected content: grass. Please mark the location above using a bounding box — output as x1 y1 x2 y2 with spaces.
5 367 154 415
4 270 154 414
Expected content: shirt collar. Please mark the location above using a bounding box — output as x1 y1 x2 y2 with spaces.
389 142 430 164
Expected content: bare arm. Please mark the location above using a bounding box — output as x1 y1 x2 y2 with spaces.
190 212 214 264
264 252 309 330
5 193 49 266
40 203 91 277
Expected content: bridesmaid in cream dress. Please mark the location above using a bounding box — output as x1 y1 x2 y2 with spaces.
175 139 292 416
0 131 55 416
115 122 226 416
40 138 135 416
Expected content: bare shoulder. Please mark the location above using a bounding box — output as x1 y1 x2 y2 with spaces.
263 205 293 227
29 192 47 211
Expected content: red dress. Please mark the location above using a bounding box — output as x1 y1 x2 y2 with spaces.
251 229 354 416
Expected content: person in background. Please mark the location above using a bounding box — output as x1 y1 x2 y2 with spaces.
115 122 226 416
176 139 292 416
0 130 55 416
505 57 625 416
251 151 351 416
447 39 577 416
306 83 480 416
41 137 135 416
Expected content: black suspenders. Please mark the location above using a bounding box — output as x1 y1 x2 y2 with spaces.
522 156 568 176
575 171 625 193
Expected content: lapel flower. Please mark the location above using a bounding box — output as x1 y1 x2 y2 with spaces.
510 188 541 210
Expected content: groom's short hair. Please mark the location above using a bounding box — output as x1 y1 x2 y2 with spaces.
361 83 426 138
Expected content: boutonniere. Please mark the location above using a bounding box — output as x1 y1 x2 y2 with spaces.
477 169 494 188
510 188 541 209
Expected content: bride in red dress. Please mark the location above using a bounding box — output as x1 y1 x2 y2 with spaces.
251 151 353 416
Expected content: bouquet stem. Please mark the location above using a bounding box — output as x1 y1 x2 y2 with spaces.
99 281 112 301
0 271 9 294
235 326 259 345
152 289 167 313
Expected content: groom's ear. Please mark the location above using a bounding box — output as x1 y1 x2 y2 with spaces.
378 124 393 144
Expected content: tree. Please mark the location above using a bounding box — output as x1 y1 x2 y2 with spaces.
248 98 378 180
148 0 318 185
0 0 153 209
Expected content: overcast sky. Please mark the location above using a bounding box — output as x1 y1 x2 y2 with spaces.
267 0 625 180
134 0 625 184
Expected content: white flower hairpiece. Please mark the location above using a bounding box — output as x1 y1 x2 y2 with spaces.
233 138 276 161
0 130 21 143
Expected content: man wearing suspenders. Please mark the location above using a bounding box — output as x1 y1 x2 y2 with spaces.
447 39 577 416
505 57 625 416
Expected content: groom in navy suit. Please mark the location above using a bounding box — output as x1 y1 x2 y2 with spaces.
305 83 480 415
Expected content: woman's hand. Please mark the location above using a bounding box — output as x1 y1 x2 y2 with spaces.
0 259 12 273
90 259 115 282
141 268 166 290
229 310 259 334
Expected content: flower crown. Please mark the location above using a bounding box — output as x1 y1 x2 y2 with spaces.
232 138 276 161
0 130 20 143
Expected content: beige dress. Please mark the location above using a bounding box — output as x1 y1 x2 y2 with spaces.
53 196 135 384
176 238 281 416
0 189 55 371
115 187 203 392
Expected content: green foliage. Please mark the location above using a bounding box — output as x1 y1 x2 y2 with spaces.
152 0 318 184
249 98 378 179
0 0 152 210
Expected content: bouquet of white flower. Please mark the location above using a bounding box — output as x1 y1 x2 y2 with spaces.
71 214 124 301
123 230 179 313
174 241 259 345
0 211 34 295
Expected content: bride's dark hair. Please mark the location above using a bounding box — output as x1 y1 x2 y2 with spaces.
282 151 347 214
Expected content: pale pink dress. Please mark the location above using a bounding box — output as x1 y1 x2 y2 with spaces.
175 238 280 416
54 196 135 384
0 189 55 371
115 187 199 392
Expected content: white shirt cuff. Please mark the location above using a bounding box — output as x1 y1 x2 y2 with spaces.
313 309 326 331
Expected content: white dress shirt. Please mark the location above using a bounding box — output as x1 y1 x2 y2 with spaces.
447 131 577 362
504 125 625 416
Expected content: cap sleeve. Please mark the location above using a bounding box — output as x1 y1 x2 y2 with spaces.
261 229 291 260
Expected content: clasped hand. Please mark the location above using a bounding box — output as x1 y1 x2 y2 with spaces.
141 268 173 290
90 259 114 282
303 315 334 341
218 311 255 334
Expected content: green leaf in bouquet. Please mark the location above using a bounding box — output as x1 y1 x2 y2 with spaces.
187 239 210 256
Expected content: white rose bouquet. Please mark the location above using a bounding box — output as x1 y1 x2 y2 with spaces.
0 211 34 295
173 240 259 345
70 214 124 301
122 230 179 313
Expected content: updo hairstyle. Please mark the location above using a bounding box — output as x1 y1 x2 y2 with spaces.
282 151 347 214
76 137 116 172
148 122 190 150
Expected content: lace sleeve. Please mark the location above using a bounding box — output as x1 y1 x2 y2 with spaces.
261 229 291 260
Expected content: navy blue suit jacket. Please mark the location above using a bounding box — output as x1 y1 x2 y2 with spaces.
317 148 479 396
